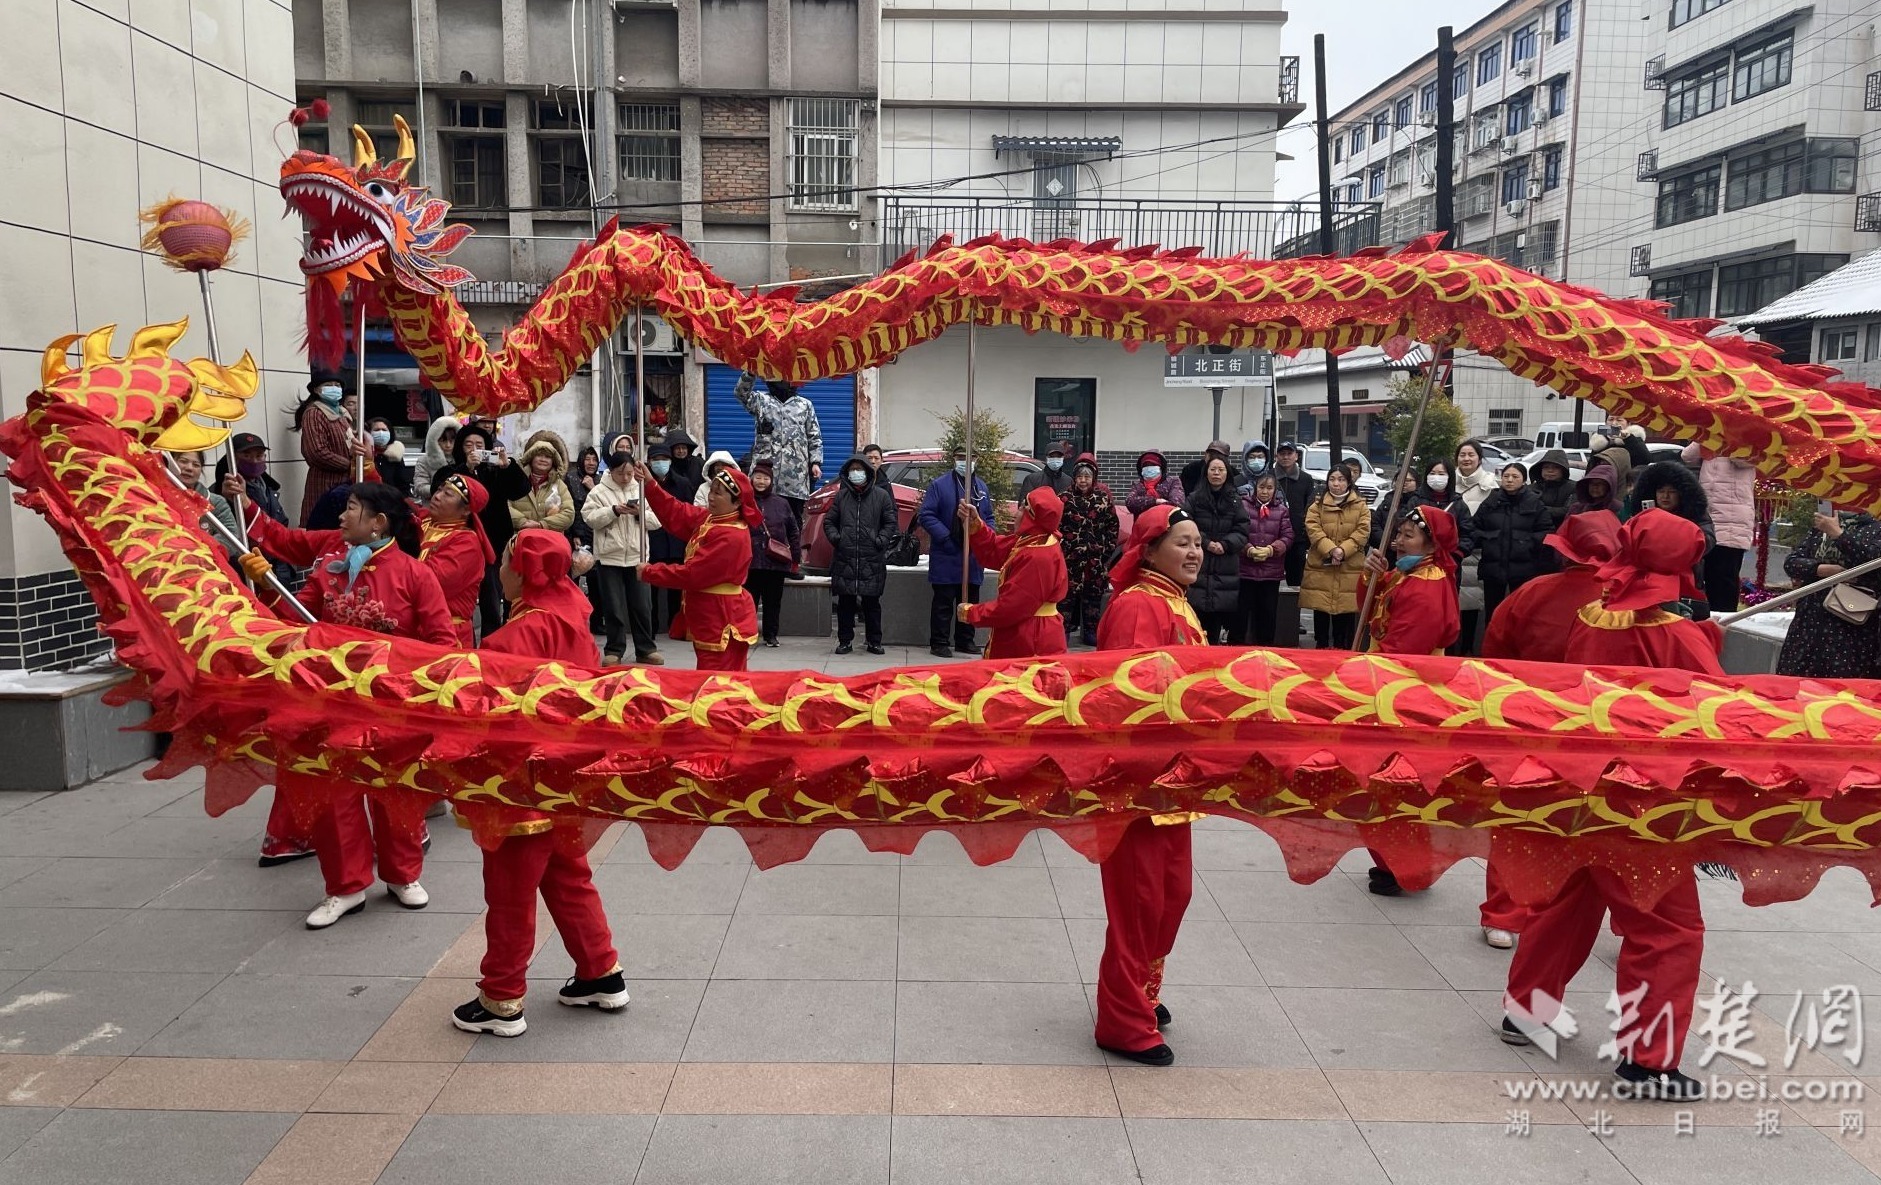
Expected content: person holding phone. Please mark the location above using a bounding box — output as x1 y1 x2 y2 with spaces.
1776 506 1881 679
581 437 664 665
449 424 529 637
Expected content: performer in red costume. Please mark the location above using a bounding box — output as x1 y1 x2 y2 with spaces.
635 460 762 670
1360 505 1463 656
238 483 454 928
955 486 1070 659
451 531 626 1037
1502 509 1720 1101
1476 510 1622 948
418 471 496 646
1092 504 1205 1066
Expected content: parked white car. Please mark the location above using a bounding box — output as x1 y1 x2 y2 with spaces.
1301 444 1384 501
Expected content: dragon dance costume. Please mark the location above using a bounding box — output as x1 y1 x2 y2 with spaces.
417 472 496 646
960 487 1070 660
640 466 761 671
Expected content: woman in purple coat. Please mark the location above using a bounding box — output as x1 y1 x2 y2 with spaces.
743 461 801 647
1234 472 1295 645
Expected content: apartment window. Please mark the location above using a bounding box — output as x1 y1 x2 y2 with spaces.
1452 64 1470 98
1725 139 1804 211
1473 109 1500 149
786 98 859 211
1663 59 1727 128
1670 0 1728 28
1344 181 1363 204
1866 322 1881 362
1715 254 1846 317
1530 220 1560 266
1821 328 1860 363
1333 138 1343 164
1501 161 1530 205
1651 271 1712 319
1488 409 1523 436
1542 145 1563 190
1478 44 1502 85
1547 76 1569 117
531 97 592 208
1505 94 1532 135
1805 139 1859 194
1367 165 1386 198
1656 164 1720 227
1553 2 1573 41
617 103 680 182
1395 97 1414 128
1415 141 1435 177
442 100 505 211
447 98 503 130
1388 151 1411 186
1351 126 1366 154
1373 111 1391 139
1420 82 1438 113
1732 30 1792 102
1511 24 1537 62
1461 174 1495 218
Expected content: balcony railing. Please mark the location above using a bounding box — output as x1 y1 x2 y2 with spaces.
881 195 1381 264
1280 56 1301 105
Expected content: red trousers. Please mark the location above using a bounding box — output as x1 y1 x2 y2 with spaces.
694 641 749 671
312 787 425 897
1095 819 1193 1052
479 831 619 1005
263 790 312 853
1479 847 1532 931
1505 866 1704 1072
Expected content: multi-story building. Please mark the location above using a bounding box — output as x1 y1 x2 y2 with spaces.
873 0 1317 479
294 0 879 467
1320 0 1646 445
1631 0 1879 332
1735 248 1881 386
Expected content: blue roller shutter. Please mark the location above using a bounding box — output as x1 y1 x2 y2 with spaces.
704 365 855 473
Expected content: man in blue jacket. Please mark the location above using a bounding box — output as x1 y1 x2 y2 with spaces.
917 447 993 658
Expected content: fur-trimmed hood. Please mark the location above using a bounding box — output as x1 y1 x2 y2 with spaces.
519 428 570 482
423 416 461 467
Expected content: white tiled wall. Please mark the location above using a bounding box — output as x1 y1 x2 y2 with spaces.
0 0 305 579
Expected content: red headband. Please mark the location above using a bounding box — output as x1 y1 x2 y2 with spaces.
444 472 496 565
713 466 766 531
1109 504 1189 595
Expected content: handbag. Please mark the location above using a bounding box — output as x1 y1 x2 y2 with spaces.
886 530 921 567
765 536 795 566
1824 582 1876 626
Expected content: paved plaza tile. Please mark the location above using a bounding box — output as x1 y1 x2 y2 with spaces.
0 639 1879 1182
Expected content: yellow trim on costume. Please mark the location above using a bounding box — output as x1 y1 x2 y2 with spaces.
1033 604 1061 617
702 583 745 596
1577 604 1683 631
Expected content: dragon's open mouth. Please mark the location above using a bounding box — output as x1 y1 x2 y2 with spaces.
282 173 396 275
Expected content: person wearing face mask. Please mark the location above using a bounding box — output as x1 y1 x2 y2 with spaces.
955 486 1069 659
234 483 454 928
733 374 823 523
1361 505 1463 656
643 442 698 635
293 372 371 526
1236 442 1271 496
826 455 897 655
214 433 298 594
581 435 664 666
635 459 762 670
917 448 993 658
1058 454 1119 647
414 416 460 502
1020 442 1073 498
366 418 409 495
1092 505 1207 1067
1125 450 1186 515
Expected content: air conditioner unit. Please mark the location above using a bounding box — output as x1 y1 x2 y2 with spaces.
1418 171 1437 187
1505 199 1528 216
1418 110 1437 127
1514 62 1534 78
1500 136 1522 156
1533 110 1551 125
619 312 679 355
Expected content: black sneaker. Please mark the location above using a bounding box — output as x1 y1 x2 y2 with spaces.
834 642 853 655
1100 1041 1175 1067
1367 866 1403 897
558 970 631 1010
763 637 780 648
451 998 526 1037
929 645 953 659
1499 1016 1533 1046
865 643 885 656
1154 1002 1172 1028
1614 1061 1704 1101
956 644 982 657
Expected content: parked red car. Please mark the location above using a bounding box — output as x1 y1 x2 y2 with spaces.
802 449 1135 574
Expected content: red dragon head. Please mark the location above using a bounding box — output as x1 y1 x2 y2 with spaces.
278 115 474 297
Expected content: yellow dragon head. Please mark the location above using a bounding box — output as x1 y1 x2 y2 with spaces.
37 320 257 450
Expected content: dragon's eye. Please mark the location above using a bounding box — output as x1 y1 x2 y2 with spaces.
364 181 392 202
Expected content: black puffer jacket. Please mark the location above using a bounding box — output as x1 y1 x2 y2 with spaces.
1184 477 1249 615
824 458 898 598
1472 486 1552 586
1627 462 1715 552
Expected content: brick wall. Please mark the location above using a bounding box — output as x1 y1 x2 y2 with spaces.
700 97 768 136
702 139 771 215
0 572 110 672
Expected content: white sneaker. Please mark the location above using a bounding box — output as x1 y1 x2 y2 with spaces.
1483 926 1516 950
386 881 429 909
306 892 366 929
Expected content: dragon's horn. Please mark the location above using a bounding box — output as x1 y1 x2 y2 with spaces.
129 320 188 359
80 325 119 369
392 114 415 164
352 124 378 170
41 332 84 385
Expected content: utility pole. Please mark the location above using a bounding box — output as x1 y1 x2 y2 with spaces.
1314 33 1343 472
1430 25 1459 461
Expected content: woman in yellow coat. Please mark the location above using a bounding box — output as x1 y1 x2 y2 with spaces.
1297 467 1372 649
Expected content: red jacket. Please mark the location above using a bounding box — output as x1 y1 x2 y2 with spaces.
962 518 1069 659
1096 571 1205 649
1481 567 1606 664
417 516 487 646
1565 605 1725 675
1360 560 1461 656
640 477 759 652
246 513 454 644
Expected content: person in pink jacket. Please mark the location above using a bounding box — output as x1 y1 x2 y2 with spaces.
1681 442 1756 614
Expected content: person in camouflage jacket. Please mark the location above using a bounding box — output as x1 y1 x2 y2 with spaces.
733 372 823 515
1058 452 1120 646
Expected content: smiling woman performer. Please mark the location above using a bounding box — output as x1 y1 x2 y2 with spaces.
1092 504 1206 1067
